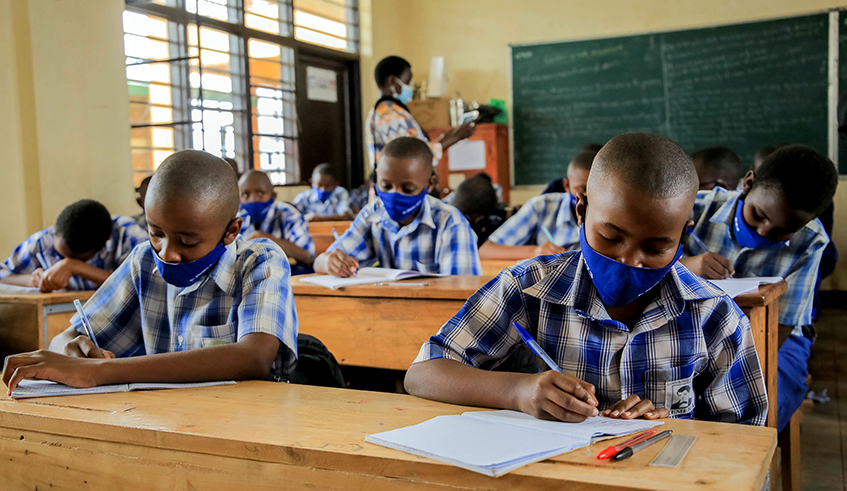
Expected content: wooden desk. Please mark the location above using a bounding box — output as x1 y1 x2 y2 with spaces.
293 275 487 370
0 291 95 359
481 259 517 277
307 221 353 255
0 380 776 490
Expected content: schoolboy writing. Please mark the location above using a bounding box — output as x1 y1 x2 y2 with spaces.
0 199 148 292
239 170 315 267
293 164 353 222
406 133 767 426
2 150 298 393
690 146 741 191
479 150 594 260
314 137 482 277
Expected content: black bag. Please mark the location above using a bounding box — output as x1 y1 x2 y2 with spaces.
287 334 346 388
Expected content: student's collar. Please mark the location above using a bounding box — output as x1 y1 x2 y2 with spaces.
555 194 578 227
176 240 238 296
522 253 721 328
377 194 437 235
709 188 741 228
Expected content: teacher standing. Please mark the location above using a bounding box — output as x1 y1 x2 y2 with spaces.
365 56 476 170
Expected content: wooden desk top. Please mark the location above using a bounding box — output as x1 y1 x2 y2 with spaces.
0 290 95 306
732 281 788 308
292 274 490 300
0 381 775 490
307 220 353 235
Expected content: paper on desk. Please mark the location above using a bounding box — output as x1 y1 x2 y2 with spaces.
10 379 236 399
298 267 445 290
0 283 43 294
708 277 783 298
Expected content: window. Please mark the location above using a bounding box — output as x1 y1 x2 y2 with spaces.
123 0 358 186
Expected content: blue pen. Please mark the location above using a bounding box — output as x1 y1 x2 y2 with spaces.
36 252 49 270
512 321 563 374
73 299 102 354
540 225 557 246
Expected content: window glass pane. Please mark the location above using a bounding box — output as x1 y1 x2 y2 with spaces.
185 0 236 22
294 26 346 50
294 10 345 38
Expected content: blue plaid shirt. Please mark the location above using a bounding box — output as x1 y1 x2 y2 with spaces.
70 239 298 379
487 194 580 249
328 195 483 276
0 216 149 290
415 252 768 425
685 188 828 327
293 187 352 217
238 201 316 258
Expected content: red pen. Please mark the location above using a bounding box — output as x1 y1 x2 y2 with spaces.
596 429 658 460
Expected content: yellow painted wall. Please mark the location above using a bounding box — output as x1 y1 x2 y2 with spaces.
0 0 136 256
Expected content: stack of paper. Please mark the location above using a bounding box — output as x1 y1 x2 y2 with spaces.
366 410 663 477
11 380 236 399
708 276 783 298
298 267 444 290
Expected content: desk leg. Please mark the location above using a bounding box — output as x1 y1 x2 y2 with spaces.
780 410 802 491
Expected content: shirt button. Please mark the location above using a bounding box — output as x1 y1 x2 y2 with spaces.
178 335 184 344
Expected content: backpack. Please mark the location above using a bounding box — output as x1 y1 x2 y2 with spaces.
286 334 346 388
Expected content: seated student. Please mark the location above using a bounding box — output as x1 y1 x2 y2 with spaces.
351 171 376 214
133 176 152 231
478 150 594 260
690 146 742 191
293 164 353 222
314 137 482 277
541 143 602 194
450 176 505 246
681 145 837 432
1 150 298 393
405 133 767 426
238 170 315 269
0 200 148 292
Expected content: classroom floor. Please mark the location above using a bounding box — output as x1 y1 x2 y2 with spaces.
802 294 847 491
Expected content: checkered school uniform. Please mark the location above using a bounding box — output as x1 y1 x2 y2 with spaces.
487 194 580 249
238 201 315 257
293 187 352 217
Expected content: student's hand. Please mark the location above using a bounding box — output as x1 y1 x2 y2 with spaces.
680 252 734 279
2 350 105 395
30 268 46 288
514 371 599 422
62 335 116 359
325 249 358 278
533 242 567 257
451 120 476 141
246 231 273 241
39 258 81 292
602 395 669 420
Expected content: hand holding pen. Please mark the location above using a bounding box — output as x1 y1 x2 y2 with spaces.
62 299 114 359
326 229 358 278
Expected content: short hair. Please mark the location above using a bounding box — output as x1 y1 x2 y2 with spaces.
690 146 742 183
147 150 239 226
582 143 603 153
374 56 410 87
452 176 497 217
137 175 152 191
473 172 493 183
755 145 837 215
753 145 785 172
312 163 336 179
239 169 273 190
589 133 698 200
55 199 113 254
381 137 434 167
570 150 596 171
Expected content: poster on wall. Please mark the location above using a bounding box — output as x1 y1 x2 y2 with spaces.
306 66 338 103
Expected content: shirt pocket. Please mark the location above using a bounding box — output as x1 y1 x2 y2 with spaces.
642 357 706 417
188 323 238 349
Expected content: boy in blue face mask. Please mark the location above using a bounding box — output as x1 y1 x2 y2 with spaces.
293 163 353 222
405 133 767 426
479 150 594 261
314 137 482 277
681 145 838 432
238 170 315 270
2 150 299 394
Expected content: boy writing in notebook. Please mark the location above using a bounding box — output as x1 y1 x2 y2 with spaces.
293 164 353 222
0 199 148 292
478 150 594 260
238 170 315 269
681 145 837 431
406 133 767 425
314 137 482 277
689 146 742 191
2 150 298 393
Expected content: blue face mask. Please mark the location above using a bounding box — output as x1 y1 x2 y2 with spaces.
377 187 428 223
733 197 787 249
242 198 274 226
579 227 682 307
153 220 231 288
314 187 333 202
393 81 414 105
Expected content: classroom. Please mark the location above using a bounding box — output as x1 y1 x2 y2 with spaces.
1 0 845 489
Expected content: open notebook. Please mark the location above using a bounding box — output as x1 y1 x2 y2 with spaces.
10 380 236 399
298 267 445 290
366 410 663 477
708 276 783 298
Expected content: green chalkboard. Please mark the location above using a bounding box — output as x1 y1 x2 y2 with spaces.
839 12 847 174
512 14 829 185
